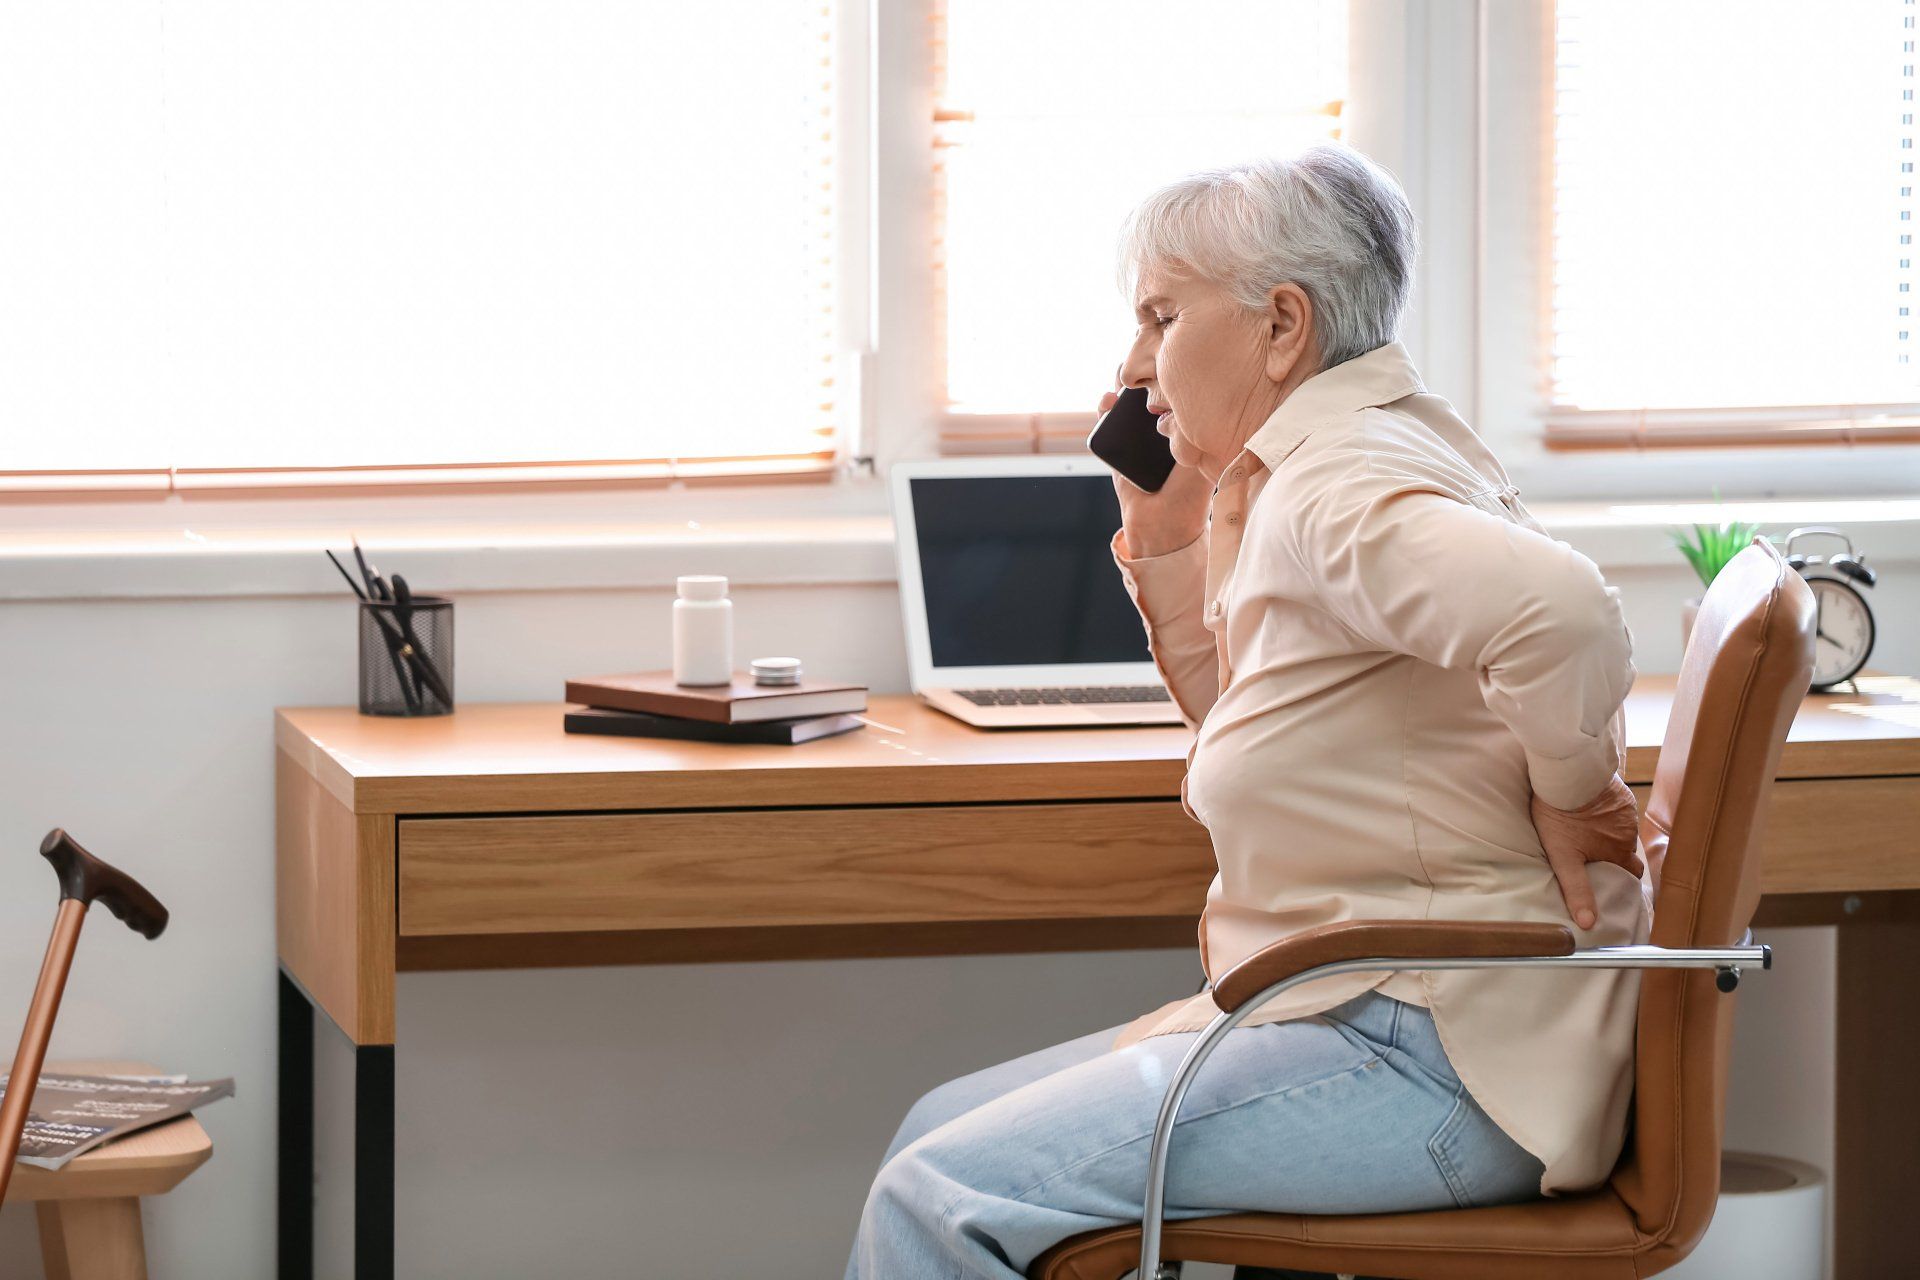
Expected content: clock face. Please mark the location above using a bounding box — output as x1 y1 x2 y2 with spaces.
1808 577 1874 690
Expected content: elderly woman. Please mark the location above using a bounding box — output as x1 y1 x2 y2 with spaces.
845 144 1648 1280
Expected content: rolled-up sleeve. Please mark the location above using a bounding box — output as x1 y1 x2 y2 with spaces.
1284 462 1636 811
1111 528 1220 730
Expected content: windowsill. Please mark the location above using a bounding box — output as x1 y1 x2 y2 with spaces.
3 495 1916 602
0 516 901 601
1518 494 1920 566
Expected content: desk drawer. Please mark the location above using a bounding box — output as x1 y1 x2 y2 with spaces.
1630 777 1920 894
397 802 1211 937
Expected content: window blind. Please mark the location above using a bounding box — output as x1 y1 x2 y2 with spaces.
932 0 1346 454
0 1 842 492
1549 0 1920 447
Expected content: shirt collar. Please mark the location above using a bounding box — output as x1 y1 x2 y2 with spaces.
1239 341 1426 473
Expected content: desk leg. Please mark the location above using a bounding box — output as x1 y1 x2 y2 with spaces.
1835 899 1920 1279
279 969 314 1280
355 1044 396 1280
279 968 396 1280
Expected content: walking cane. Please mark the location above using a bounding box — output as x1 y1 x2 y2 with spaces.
0 829 169 1205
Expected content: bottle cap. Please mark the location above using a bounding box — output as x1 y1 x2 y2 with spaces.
750 656 802 686
677 575 729 601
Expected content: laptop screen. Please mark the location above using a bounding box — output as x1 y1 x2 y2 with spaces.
908 474 1154 669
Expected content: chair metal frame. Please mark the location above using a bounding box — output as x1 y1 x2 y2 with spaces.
1135 939 1772 1280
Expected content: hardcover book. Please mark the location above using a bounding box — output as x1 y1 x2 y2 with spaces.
562 706 865 745
563 670 868 724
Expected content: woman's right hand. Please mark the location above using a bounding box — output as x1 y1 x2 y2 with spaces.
1529 771 1646 931
1097 388 1213 559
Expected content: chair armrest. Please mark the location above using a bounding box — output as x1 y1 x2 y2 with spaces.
1210 920 1576 1014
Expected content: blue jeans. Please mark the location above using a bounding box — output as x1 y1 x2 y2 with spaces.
845 990 1543 1279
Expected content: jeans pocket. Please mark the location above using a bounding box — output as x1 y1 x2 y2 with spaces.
1426 1081 1544 1210
1424 1083 1480 1209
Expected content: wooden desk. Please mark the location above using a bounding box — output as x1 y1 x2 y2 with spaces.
274 676 1920 1280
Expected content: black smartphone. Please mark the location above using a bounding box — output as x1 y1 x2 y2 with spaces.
1086 387 1176 493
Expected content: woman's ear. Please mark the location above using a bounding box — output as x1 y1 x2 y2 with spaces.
1262 282 1316 385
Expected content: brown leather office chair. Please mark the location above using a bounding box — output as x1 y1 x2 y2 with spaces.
1031 535 1816 1280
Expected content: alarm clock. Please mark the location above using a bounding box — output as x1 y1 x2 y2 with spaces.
1782 526 1877 693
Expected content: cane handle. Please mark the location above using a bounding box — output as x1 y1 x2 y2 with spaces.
38 830 168 940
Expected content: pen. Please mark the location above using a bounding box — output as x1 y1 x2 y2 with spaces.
350 537 382 600
326 550 370 602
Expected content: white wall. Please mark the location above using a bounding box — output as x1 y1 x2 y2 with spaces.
0 519 1906 1278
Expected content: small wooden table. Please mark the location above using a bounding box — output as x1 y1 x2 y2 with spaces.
10 1060 214 1280
274 675 1920 1280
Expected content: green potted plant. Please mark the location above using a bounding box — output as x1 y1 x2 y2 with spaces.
1669 516 1765 652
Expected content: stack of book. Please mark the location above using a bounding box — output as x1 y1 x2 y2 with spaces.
562 671 869 744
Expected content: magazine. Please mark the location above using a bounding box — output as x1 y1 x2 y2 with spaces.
0 1072 234 1171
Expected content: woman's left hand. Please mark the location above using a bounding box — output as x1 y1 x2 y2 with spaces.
1530 772 1647 931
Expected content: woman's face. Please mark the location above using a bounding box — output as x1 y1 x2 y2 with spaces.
1118 260 1311 481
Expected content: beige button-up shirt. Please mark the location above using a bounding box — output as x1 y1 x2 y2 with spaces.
1108 342 1650 1196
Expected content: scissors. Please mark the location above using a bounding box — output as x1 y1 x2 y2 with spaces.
390 574 454 709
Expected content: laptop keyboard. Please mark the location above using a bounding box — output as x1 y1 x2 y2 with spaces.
955 686 1174 707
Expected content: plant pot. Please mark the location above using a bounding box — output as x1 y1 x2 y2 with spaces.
1680 595 1703 656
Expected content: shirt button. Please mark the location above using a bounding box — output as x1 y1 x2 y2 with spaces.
1230 466 1245 480
1209 600 1224 618
1225 512 1241 526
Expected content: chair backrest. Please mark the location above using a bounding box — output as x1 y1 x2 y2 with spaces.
1609 536 1814 1265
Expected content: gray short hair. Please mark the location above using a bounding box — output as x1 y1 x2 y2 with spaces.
1116 144 1418 369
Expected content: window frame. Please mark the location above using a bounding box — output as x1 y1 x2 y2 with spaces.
910 1 1490 466
1475 0 1920 501
0 0 879 508
13 0 1910 546
917 0 1920 496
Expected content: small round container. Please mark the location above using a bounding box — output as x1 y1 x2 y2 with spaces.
751 656 802 687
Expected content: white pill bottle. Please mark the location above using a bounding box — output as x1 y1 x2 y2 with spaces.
672 575 733 686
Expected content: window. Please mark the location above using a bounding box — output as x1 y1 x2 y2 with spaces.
1549 0 1920 447
0 1 843 492
932 0 1347 452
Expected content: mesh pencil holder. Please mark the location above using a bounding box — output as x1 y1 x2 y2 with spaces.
358 597 455 716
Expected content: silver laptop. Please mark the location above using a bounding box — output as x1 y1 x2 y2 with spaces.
889 456 1185 729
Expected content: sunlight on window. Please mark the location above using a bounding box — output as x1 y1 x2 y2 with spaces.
937 0 1346 416
1553 0 1915 411
0 1 839 473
